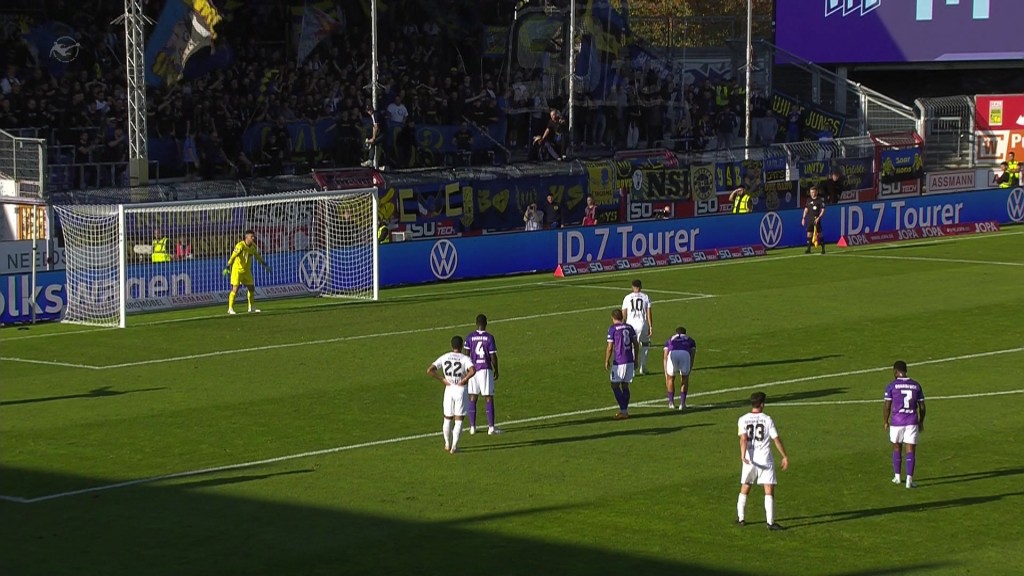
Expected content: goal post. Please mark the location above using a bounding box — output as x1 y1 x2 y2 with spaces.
54 188 379 327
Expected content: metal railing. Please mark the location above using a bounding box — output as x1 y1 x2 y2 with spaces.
914 95 975 169
0 128 47 198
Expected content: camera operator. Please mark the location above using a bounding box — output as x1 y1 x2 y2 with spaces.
524 202 543 231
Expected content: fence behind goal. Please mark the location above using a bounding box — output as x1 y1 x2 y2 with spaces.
54 188 378 328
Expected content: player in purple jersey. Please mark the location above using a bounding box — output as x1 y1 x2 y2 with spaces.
464 314 501 435
605 309 639 419
663 327 697 410
883 360 926 488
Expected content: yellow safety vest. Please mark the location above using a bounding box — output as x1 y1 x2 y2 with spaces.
732 193 752 214
715 85 730 107
1008 160 1019 175
377 225 390 244
152 237 171 262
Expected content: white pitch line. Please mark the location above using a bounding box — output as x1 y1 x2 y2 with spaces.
680 389 1024 409
6 227 1019 341
8 345 1023 504
840 254 1024 267
0 357 102 370
770 389 1024 407
0 495 30 504
539 282 715 297
41 295 710 371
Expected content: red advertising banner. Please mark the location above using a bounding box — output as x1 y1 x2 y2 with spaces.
974 94 1024 164
836 221 1000 248
553 245 767 277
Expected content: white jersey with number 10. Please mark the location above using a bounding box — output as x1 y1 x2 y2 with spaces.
622 292 651 324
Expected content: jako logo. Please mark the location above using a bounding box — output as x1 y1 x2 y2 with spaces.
298 250 329 291
759 212 784 248
429 239 458 280
826 0 990 20
1007 188 1024 223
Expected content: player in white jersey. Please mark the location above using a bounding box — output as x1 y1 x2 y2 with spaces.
427 336 476 455
621 279 653 374
736 392 790 531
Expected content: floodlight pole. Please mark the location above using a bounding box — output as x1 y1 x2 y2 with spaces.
743 0 753 159
371 0 380 169
567 0 576 156
114 0 153 185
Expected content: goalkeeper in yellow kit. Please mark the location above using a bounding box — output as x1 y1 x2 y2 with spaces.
223 230 271 315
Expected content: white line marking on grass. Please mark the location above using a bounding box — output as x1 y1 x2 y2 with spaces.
840 254 1024 267
685 389 1024 409
9 345 1022 504
0 357 102 370
87 296 712 370
5 228 1020 341
538 282 715 297
0 494 30 503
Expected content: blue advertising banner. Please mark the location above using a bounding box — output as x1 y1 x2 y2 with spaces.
0 271 67 324
381 187 1024 286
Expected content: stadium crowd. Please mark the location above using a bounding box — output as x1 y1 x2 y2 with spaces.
0 0 786 186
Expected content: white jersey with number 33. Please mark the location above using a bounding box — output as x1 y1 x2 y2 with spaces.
737 412 779 467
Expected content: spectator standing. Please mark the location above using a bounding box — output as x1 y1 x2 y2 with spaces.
540 192 562 229
1006 153 1020 187
582 196 597 226
821 170 844 205
386 94 409 126
523 202 542 231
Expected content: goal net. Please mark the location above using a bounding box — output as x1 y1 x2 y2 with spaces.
54 188 378 327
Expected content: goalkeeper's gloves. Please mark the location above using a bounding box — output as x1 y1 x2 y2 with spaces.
222 267 229 277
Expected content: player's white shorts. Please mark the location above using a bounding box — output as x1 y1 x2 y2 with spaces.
468 368 495 396
627 321 650 343
740 461 777 485
889 425 919 445
665 350 692 376
443 385 469 418
610 363 635 384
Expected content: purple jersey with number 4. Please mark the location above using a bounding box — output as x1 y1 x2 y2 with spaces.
664 334 696 353
884 377 925 426
607 323 637 366
464 330 497 371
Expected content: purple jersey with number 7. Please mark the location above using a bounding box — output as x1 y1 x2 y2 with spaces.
884 377 925 426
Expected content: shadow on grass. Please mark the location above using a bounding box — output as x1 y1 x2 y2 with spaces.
0 465 820 576
461 423 712 453
699 354 844 371
921 467 1024 487
0 386 166 407
783 491 1024 529
171 468 316 490
684 387 849 413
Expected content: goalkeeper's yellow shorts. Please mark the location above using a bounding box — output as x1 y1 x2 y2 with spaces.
230 269 254 286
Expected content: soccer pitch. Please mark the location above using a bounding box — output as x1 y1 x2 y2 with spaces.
2 229 1022 576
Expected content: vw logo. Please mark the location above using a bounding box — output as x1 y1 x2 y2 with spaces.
1007 188 1024 223
759 212 784 248
429 239 458 280
298 250 329 292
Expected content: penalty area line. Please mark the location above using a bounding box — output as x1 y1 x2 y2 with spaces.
9 345 1023 505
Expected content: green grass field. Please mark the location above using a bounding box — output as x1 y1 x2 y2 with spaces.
2 229 1023 576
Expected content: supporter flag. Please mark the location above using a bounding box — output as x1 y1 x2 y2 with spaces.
146 0 222 87
296 4 342 65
